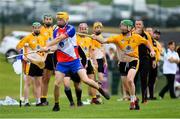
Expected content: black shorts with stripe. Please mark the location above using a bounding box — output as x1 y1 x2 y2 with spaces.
119 60 139 76
86 60 94 74
97 58 104 73
65 72 81 83
44 53 57 70
28 63 43 77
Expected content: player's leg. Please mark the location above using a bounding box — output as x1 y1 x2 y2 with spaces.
88 74 101 104
86 60 101 104
52 71 65 111
41 54 55 105
34 76 42 106
63 76 75 107
127 68 139 110
73 82 83 106
96 58 106 103
77 69 110 100
126 60 140 110
97 58 104 83
41 69 52 105
70 72 83 106
24 75 32 106
118 62 129 101
121 76 130 100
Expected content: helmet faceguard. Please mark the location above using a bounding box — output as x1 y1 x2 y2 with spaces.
78 23 88 34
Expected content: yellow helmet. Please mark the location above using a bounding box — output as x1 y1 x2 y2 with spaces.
56 12 69 22
93 22 103 29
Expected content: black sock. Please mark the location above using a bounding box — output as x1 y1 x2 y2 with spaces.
41 98 47 103
55 102 59 106
64 87 74 103
75 88 82 102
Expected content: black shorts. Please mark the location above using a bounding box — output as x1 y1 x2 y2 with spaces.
97 58 104 73
44 53 57 70
86 60 94 74
65 72 81 83
119 60 139 76
28 63 43 77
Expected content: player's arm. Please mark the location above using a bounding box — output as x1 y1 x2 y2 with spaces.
146 41 155 57
92 34 107 44
137 35 155 57
16 36 28 51
47 26 75 48
46 34 67 47
92 34 117 44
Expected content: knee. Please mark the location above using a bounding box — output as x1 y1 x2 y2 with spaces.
74 83 81 90
64 86 71 91
43 76 50 83
127 78 133 85
25 81 31 87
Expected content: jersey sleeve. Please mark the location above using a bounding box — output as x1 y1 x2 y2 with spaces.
135 34 148 46
66 25 75 38
16 35 29 50
53 29 58 39
106 36 118 44
146 32 153 46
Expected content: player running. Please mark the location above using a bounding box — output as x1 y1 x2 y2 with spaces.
92 19 155 110
42 12 110 111
62 23 89 107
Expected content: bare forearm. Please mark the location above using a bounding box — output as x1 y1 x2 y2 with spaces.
146 41 154 53
47 34 67 47
93 35 107 44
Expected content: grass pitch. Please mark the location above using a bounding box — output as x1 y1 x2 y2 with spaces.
0 54 180 118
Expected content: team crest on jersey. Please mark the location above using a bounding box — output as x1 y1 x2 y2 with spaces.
32 40 36 44
48 38 52 41
125 45 133 53
59 41 64 48
121 39 125 43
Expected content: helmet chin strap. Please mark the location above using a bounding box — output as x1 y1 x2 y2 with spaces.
58 22 68 28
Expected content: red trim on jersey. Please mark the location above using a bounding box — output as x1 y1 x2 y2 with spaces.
56 47 79 62
74 46 79 58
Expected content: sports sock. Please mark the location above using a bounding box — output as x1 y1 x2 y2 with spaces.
25 99 29 104
64 87 74 103
75 88 82 102
36 98 41 104
130 95 135 102
41 96 47 103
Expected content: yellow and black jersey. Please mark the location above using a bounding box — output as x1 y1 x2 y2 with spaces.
132 30 153 58
16 33 46 50
91 34 105 59
152 39 162 62
76 34 93 59
40 25 53 42
106 33 148 58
